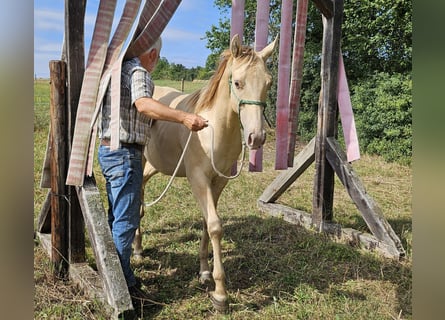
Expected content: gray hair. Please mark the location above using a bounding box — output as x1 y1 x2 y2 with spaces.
146 37 162 55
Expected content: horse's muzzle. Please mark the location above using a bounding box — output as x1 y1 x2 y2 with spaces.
247 130 266 149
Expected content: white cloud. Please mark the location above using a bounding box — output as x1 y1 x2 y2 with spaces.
34 9 64 32
163 28 203 41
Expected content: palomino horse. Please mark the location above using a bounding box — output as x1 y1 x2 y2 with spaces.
134 35 277 312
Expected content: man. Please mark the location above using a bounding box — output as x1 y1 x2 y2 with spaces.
98 37 208 301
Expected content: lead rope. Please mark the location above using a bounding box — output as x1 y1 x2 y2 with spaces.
208 123 246 179
144 123 245 207
144 130 193 207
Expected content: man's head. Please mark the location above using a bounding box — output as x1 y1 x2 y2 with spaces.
139 37 162 72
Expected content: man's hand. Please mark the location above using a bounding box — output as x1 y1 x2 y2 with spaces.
183 114 208 131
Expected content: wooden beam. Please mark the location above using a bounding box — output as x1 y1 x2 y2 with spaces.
257 201 402 259
311 0 334 18
49 60 69 278
259 137 315 203
76 176 134 317
37 232 116 318
325 137 405 257
65 0 86 264
37 190 52 233
312 0 343 229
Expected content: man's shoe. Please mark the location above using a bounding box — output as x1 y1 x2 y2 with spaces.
128 285 150 302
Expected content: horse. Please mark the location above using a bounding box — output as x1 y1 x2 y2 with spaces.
133 34 277 313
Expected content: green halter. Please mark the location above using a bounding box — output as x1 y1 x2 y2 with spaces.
228 76 271 129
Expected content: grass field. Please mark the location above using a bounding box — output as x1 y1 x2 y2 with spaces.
34 79 412 319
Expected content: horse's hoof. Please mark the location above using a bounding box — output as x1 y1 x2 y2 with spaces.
132 253 143 263
209 292 229 314
199 271 215 290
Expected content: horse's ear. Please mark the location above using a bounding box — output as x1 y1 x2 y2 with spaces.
258 35 279 61
230 34 242 58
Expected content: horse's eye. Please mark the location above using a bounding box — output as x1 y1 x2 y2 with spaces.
234 80 241 89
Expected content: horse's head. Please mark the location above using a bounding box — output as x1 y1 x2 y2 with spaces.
228 34 278 149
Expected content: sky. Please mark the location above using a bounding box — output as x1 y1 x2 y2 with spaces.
34 0 226 78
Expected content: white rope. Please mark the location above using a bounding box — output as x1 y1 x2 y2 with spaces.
144 130 193 207
207 123 246 179
144 123 245 207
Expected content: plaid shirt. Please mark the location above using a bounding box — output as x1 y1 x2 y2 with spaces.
99 57 153 145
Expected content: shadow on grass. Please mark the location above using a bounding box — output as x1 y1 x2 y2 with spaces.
133 214 411 318
224 214 411 311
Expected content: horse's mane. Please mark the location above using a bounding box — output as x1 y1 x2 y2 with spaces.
192 46 258 114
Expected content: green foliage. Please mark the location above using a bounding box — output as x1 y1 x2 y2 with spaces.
351 72 412 165
151 57 211 81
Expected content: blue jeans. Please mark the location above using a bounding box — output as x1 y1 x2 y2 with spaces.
98 144 143 288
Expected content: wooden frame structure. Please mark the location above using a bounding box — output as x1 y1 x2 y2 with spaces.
258 0 405 259
36 1 134 318
35 1 404 318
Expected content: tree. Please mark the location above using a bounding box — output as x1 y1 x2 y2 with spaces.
151 57 170 79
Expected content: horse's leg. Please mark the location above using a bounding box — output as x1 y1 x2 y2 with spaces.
190 174 229 313
133 158 158 261
198 219 213 287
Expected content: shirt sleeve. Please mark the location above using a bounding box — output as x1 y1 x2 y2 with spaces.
130 66 154 105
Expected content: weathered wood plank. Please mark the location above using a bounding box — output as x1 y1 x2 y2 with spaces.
259 137 315 203
37 190 52 233
69 263 112 314
257 201 402 259
311 0 334 18
65 0 86 264
49 60 69 278
37 233 115 318
312 0 343 228
76 176 134 317
325 137 405 257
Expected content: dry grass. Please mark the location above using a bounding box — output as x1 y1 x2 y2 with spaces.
34 79 412 319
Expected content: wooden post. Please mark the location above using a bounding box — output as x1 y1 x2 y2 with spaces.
312 0 343 229
65 0 86 264
230 0 245 42
287 0 309 166
249 0 270 172
275 0 293 169
49 60 69 278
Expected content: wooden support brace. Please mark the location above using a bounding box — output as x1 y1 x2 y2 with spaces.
37 190 52 233
76 176 134 317
325 137 405 257
257 201 403 259
259 137 315 203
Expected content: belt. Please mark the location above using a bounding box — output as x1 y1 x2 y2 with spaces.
100 139 144 151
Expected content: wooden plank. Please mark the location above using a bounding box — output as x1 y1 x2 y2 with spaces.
287 0 309 166
259 137 315 203
274 0 294 169
76 175 134 316
311 0 334 18
312 0 343 228
257 201 402 259
37 190 52 233
37 233 117 318
49 60 69 278
249 0 271 172
65 0 86 264
69 263 113 315
325 137 405 257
